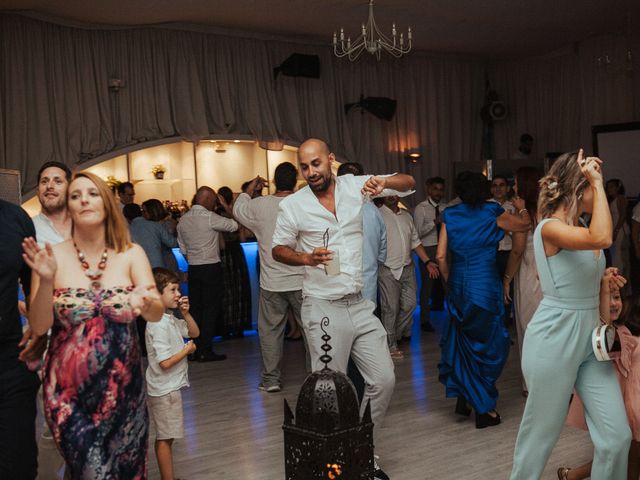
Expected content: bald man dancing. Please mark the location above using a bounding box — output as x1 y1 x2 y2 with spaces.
273 139 427 480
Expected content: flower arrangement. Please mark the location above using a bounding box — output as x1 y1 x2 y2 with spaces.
151 164 166 179
106 175 122 191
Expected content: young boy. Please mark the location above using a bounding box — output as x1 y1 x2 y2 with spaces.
146 268 200 480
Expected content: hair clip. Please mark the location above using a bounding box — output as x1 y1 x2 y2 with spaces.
547 181 558 190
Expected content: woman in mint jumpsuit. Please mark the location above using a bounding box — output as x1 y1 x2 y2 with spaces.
510 151 631 479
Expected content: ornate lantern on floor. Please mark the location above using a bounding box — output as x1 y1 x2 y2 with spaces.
283 318 374 479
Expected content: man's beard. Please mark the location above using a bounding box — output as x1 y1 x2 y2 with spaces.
308 174 332 192
40 196 66 215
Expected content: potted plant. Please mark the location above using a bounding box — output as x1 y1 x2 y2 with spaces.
151 164 166 180
105 175 122 193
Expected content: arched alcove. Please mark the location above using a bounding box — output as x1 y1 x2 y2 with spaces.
22 137 309 215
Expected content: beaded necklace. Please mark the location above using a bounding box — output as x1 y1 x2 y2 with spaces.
74 242 108 289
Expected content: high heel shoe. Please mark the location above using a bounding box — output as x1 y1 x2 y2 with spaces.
455 397 472 416
475 411 501 429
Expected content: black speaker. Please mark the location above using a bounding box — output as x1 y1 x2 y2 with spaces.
345 96 397 121
274 53 320 79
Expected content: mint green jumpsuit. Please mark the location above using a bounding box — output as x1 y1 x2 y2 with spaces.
510 219 631 479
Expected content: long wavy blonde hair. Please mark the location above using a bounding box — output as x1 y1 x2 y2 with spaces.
537 152 589 223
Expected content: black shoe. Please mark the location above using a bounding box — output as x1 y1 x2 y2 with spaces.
455 397 472 417
197 351 227 362
373 466 390 480
475 411 501 429
421 322 434 332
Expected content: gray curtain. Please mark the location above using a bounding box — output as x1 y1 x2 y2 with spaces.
0 13 486 203
2 13 638 203
489 33 640 161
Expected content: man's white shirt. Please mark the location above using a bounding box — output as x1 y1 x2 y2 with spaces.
272 174 409 301
413 197 441 247
489 199 514 251
233 193 303 292
379 205 421 280
32 212 65 247
177 205 238 265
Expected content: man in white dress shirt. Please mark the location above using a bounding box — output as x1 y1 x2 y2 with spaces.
490 175 515 325
233 163 307 392
413 177 445 332
272 138 416 480
32 161 72 247
379 196 438 359
177 186 238 362
116 181 135 211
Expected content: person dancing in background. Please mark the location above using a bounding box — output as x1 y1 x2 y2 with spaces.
23 172 163 479
510 150 631 479
436 171 530 428
606 178 630 285
559 287 640 480
502 166 542 396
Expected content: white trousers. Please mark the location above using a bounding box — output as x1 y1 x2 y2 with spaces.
300 294 395 436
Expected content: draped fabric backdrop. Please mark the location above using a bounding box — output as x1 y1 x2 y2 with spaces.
1 13 638 202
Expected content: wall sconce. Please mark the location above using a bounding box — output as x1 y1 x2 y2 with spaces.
404 149 422 163
108 78 125 92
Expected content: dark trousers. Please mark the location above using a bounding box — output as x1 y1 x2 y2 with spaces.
188 263 223 352
496 250 512 325
0 359 40 479
419 245 444 325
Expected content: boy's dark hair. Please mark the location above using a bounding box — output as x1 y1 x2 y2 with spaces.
37 161 72 182
153 267 180 293
274 162 298 191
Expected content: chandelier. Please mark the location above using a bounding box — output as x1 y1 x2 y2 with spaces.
333 1 412 61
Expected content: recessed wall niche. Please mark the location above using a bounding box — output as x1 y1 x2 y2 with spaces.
22 140 303 215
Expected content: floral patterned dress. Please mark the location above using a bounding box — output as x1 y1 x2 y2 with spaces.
44 286 148 479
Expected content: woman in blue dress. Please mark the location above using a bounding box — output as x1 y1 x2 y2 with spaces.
436 171 531 428
510 151 631 479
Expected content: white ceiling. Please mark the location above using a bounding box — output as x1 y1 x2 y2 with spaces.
1 0 639 58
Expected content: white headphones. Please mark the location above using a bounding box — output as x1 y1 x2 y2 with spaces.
592 324 619 362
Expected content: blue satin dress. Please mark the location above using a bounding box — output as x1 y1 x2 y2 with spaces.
438 201 510 414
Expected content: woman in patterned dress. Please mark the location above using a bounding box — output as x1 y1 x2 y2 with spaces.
23 172 163 479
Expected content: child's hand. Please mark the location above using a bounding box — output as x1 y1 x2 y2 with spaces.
184 340 196 354
178 296 190 314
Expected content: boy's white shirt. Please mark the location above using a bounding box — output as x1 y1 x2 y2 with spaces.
145 312 190 397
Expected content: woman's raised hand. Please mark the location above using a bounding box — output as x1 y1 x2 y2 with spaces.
577 148 603 185
22 237 57 281
602 267 626 291
129 285 160 317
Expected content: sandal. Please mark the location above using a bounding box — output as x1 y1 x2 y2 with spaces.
557 467 570 480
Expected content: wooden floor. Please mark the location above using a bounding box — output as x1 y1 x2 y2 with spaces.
39 309 594 479
145 309 594 480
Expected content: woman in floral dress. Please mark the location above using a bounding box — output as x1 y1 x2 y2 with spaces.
23 172 163 479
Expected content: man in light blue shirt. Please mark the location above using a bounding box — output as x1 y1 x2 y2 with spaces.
337 162 387 303
336 162 387 408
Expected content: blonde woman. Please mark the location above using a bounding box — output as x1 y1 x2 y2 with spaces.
23 172 163 479
510 150 631 479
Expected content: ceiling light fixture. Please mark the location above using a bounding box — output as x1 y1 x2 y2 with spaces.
333 0 412 61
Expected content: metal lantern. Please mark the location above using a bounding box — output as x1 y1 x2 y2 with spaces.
283 318 374 479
